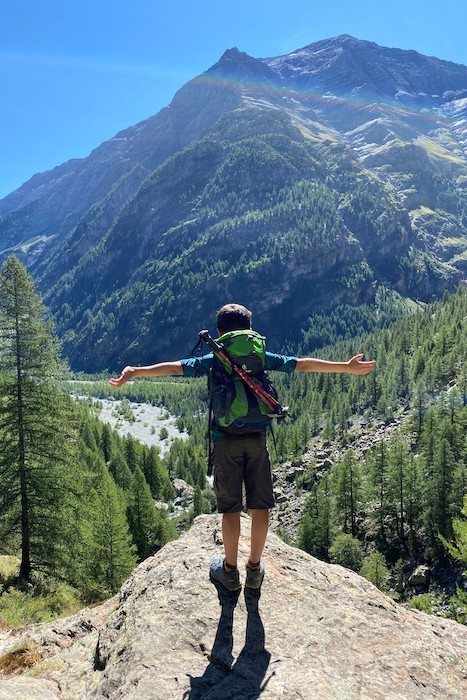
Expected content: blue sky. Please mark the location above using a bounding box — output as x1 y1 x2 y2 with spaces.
1 0 467 200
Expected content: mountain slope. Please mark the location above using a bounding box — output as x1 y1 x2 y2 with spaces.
43 108 437 370
1 36 466 370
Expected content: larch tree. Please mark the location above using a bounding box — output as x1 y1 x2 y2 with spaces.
83 449 137 598
369 441 389 545
386 435 410 550
298 475 332 559
0 256 80 582
359 552 390 591
334 449 362 537
127 466 163 560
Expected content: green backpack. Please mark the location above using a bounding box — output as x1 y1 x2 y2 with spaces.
208 329 282 434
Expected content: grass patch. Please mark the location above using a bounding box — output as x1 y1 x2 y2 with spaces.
295 122 336 144
0 641 43 675
415 135 465 165
0 555 20 583
440 236 467 249
410 206 436 217
0 581 83 630
24 656 64 677
367 137 406 157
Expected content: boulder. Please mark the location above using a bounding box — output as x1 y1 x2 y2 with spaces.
172 478 194 497
0 516 466 699
274 492 288 504
284 466 305 483
408 564 431 588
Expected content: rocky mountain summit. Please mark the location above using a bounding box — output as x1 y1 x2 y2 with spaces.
1 515 466 699
1 36 467 371
265 35 467 103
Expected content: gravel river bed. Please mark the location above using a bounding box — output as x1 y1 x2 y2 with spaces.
77 396 189 456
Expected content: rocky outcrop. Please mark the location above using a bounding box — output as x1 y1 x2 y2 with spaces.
0 597 117 699
270 412 409 540
1 515 466 699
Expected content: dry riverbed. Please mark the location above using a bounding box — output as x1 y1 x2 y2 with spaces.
75 395 189 455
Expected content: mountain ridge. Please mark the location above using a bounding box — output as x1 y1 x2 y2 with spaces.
1 36 466 370
264 34 467 100
4 34 466 220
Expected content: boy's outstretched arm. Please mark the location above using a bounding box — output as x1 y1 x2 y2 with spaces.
109 361 183 388
295 354 375 375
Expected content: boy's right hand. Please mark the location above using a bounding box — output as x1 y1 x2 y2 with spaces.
108 366 136 388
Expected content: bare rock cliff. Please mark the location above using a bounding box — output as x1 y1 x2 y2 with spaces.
1 515 466 699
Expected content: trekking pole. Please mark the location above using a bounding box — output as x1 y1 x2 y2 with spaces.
198 330 285 417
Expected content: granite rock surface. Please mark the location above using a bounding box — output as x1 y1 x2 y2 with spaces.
1 514 466 699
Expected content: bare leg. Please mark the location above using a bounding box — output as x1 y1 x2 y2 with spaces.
222 512 241 565
249 509 269 562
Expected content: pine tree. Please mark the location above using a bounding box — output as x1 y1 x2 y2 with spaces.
387 436 411 550
142 446 164 498
0 256 80 582
101 423 114 463
298 475 332 559
411 381 427 437
84 454 137 598
127 466 165 560
369 442 389 544
435 436 456 539
297 512 315 555
193 485 202 517
441 495 467 569
125 436 140 473
334 450 362 537
108 449 133 491
359 552 390 591
423 433 455 551
405 454 422 553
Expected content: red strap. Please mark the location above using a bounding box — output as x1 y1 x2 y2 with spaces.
198 330 283 416
216 347 282 414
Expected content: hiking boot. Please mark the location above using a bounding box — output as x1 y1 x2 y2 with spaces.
245 559 265 589
210 556 241 591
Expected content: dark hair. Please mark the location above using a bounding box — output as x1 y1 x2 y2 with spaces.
216 303 252 333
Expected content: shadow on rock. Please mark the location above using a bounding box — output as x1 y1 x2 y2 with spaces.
184 583 273 700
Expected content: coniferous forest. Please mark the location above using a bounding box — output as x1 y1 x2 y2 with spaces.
0 255 466 627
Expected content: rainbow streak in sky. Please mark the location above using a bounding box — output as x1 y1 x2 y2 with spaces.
187 68 457 134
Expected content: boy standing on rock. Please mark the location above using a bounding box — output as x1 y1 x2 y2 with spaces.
109 303 374 591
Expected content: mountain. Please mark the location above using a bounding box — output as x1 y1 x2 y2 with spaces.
1 36 467 371
0 515 466 699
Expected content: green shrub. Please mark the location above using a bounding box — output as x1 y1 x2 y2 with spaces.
359 552 390 591
329 533 364 572
408 594 433 615
449 585 467 624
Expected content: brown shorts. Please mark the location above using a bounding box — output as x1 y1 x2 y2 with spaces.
212 432 274 513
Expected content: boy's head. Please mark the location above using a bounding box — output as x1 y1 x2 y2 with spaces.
216 303 252 334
